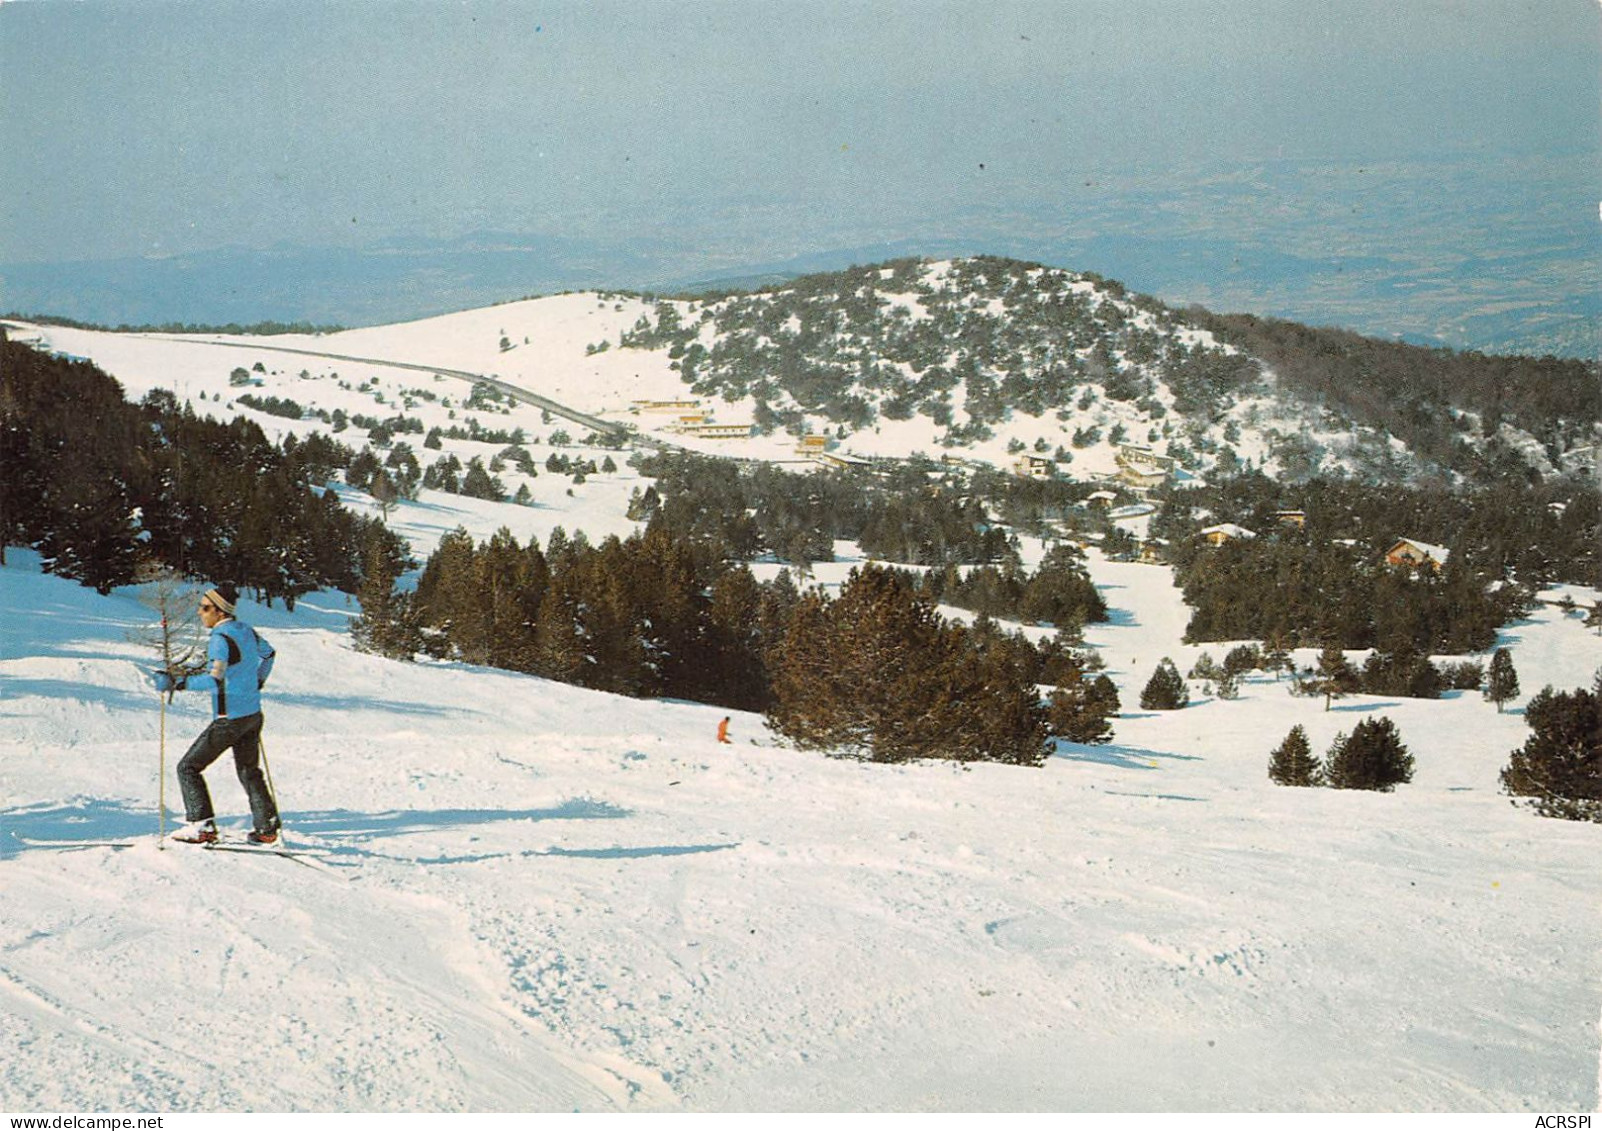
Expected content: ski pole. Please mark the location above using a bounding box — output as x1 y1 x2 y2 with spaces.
158 691 168 849
258 731 281 831
157 606 174 850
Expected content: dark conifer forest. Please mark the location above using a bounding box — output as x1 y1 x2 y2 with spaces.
1191 310 1599 479
0 337 406 601
1155 472 1598 652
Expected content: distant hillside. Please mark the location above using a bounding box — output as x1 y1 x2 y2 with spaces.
9 253 1597 489
1190 310 1600 482
614 256 1600 485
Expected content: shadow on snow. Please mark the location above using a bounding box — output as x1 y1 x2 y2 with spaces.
410 842 741 865
0 676 155 715
1050 739 1203 771
0 797 725 865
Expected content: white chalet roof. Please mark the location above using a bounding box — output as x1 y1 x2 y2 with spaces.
1393 538 1451 564
1201 523 1257 540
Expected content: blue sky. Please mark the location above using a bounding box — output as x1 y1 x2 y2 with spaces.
2 0 1598 351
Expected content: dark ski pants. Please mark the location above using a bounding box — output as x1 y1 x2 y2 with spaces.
176 713 279 834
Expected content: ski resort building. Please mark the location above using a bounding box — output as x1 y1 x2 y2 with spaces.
1200 523 1257 546
1011 454 1057 480
1112 444 1181 495
679 421 753 440
815 451 873 470
1116 443 1178 472
630 399 702 415
1386 538 1451 571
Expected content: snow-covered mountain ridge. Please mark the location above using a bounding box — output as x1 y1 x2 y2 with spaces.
619 256 1596 483
13 255 1597 489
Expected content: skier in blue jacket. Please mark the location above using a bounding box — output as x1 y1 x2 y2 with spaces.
150 583 280 844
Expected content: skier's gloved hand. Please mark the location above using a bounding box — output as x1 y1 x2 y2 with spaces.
149 670 185 692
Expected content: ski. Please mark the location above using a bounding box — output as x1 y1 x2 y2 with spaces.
15 832 344 877
14 835 139 850
15 833 333 865
200 840 347 878
202 840 326 858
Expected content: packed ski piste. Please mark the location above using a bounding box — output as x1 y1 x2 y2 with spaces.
4 533 1599 1111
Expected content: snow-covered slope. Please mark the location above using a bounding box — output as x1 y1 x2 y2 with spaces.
3 545 1598 1112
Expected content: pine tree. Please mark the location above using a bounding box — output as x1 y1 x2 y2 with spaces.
128 567 205 687
1501 675 1601 822
509 540 551 672
479 527 538 672
766 565 1049 765
461 457 505 501
559 546 650 695
1048 672 1120 744
413 527 483 661
1139 657 1189 710
41 473 144 595
350 526 419 660
544 526 575 571
626 485 661 522
1323 716 1414 791
1361 641 1442 699
706 565 773 711
1261 632 1294 681
1484 647 1520 713
1223 643 1262 677
765 591 841 748
939 631 1052 766
347 449 383 491
369 469 400 519
1310 642 1360 711
825 567 953 760
530 574 586 685
1268 724 1319 786
784 532 815 576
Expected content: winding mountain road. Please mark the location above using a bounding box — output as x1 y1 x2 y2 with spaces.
148 334 633 444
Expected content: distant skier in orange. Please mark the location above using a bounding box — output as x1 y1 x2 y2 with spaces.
717 716 732 744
